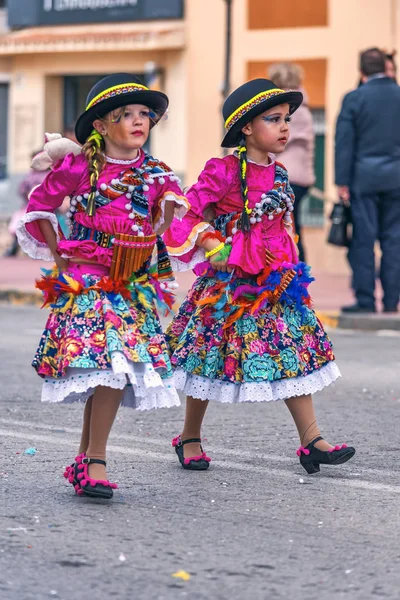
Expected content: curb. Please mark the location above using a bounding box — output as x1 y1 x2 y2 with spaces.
0 289 42 306
337 312 400 332
315 311 339 329
316 309 400 332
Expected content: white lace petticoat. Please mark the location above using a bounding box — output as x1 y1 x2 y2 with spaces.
173 361 341 403
42 351 180 411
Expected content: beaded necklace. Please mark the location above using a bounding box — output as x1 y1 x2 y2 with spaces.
249 163 294 225
65 154 180 235
215 163 294 243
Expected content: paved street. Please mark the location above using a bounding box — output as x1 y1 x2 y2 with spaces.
0 304 400 600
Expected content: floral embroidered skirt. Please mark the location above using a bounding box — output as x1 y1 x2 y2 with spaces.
33 266 180 410
165 275 340 403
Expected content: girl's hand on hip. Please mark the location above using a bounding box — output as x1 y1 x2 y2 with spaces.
54 253 69 272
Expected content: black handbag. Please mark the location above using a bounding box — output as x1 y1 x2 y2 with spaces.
327 199 352 247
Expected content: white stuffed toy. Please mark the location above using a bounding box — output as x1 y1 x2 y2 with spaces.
31 133 82 171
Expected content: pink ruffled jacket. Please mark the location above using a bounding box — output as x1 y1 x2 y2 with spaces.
164 154 298 276
17 150 188 266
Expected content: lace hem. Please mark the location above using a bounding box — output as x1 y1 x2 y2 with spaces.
16 211 60 261
173 362 341 403
41 352 180 411
170 247 207 273
154 192 190 232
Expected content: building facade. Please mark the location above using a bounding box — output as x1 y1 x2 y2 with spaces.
0 0 398 272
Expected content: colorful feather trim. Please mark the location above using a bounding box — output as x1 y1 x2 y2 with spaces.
196 262 314 327
35 268 175 316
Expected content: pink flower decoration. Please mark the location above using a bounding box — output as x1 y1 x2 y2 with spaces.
38 363 53 376
224 356 238 378
105 311 122 329
249 339 267 355
276 318 287 332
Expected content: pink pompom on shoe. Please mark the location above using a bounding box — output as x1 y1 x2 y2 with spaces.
172 435 181 448
63 452 86 494
328 444 348 453
183 452 211 466
296 446 311 457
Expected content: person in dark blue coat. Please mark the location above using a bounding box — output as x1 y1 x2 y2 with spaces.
335 47 400 313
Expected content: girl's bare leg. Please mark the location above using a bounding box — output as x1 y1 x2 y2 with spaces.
78 395 93 455
285 394 333 451
181 395 210 458
85 386 123 480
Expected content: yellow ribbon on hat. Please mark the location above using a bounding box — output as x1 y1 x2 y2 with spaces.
86 82 149 111
224 88 285 130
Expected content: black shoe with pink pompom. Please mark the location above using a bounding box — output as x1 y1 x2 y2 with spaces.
297 436 355 474
172 435 211 471
74 457 118 499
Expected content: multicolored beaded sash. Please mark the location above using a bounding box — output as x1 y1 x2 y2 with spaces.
68 154 177 235
70 221 114 248
69 221 173 282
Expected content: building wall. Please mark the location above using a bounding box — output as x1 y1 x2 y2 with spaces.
184 0 398 273
184 0 226 184
8 49 187 177
248 59 326 108
3 0 399 272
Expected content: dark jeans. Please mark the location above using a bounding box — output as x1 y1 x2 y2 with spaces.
291 184 308 263
348 189 400 310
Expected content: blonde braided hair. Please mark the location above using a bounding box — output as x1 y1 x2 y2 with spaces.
82 129 106 216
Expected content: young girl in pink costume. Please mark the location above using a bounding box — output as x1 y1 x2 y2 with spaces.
164 79 355 474
17 74 188 499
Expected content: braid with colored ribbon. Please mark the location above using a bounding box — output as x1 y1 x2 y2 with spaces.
83 129 106 216
238 137 251 232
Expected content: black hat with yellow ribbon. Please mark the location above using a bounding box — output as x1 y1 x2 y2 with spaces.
75 73 169 145
221 78 303 148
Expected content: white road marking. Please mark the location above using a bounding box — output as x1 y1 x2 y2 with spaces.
1 426 399 495
0 417 392 478
0 417 292 463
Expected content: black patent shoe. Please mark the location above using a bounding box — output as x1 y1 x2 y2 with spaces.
172 435 211 471
297 436 355 474
383 306 398 313
75 457 118 499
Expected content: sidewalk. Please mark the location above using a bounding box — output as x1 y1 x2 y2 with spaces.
0 256 399 330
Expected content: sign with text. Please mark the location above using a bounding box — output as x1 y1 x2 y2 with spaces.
8 0 183 28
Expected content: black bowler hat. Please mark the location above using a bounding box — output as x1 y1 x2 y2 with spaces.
75 73 169 145
221 78 303 148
